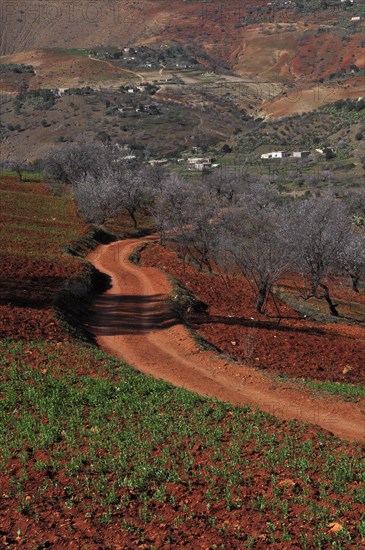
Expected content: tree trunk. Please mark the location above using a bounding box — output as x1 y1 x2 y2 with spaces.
205 259 213 274
319 283 339 316
128 209 138 228
311 278 319 295
159 230 165 246
199 250 213 274
256 284 268 314
350 273 360 293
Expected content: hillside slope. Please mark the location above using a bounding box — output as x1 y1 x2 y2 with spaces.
2 1 364 84
0 0 169 55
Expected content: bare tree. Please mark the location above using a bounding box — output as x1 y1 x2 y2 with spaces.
144 164 168 191
73 167 122 225
151 175 223 272
182 186 220 273
44 140 149 226
115 165 150 228
290 196 350 316
73 163 150 227
203 169 245 204
339 229 365 293
348 189 365 227
150 174 193 247
216 196 294 314
44 140 111 184
10 160 26 182
43 150 69 183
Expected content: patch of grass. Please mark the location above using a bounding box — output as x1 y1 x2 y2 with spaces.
168 277 208 324
295 379 365 402
275 288 339 324
0 169 43 180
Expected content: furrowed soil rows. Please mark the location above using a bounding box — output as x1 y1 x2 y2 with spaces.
0 177 86 341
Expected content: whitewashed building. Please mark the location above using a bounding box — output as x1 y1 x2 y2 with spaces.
292 151 311 158
194 162 212 170
261 151 290 159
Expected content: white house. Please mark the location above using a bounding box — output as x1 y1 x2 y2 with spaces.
120 155 137 161
261 151 289 159
315 146 335 156
292 151 311 158
148 159 168 166
54 88 68 97
187 157 211 164
194 162 212 171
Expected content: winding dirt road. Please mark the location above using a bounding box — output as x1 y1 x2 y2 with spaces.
88 237 365 443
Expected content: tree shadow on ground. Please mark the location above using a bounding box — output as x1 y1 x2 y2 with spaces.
88 293 178 337
191 313 331 337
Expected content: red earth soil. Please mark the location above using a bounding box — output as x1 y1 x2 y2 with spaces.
0 179 84 343
0 248 83 341
88 237 365 442
0 252 77 342
141 242 365 386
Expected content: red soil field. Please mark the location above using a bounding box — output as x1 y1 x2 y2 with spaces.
141 242 365 385
0 177 87 342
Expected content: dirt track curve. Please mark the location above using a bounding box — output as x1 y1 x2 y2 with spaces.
88 237 365 443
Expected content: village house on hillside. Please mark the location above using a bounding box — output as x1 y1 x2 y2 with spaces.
292 151 311 158
187 157 211 164
261 151 290 159
148 159 168 166
194 161 212 171
315 146 336 156
186 157 213 170
260 149 327 160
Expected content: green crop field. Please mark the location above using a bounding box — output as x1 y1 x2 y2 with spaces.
0 179 84 273
1 340 365 547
